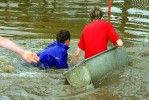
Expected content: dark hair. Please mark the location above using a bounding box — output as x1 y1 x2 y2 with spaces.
89 6 103 22
56 29 70 43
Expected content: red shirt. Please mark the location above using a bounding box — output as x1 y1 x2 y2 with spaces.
78 20 120 59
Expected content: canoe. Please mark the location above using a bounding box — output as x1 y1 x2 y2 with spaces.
64 46 128 88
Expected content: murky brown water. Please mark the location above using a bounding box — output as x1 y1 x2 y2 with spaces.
0 0 149 100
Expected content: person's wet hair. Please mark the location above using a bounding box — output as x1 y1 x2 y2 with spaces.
56 29 70 43
89 6 103 22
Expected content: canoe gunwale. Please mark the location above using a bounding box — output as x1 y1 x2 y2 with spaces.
63 46 118 76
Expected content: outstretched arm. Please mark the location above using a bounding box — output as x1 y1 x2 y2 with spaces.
72 47 82 66
0 37 39 63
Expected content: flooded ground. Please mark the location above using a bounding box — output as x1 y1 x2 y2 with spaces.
0 0 149 100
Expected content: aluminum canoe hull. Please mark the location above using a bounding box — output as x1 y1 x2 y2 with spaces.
65 46 128 88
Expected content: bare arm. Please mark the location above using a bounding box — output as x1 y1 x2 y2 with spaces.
0 37 39 63
116 39 123 47
71 47 82 66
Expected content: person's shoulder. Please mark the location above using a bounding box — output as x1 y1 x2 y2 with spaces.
99 19 109 24
100 20 113 26
47 41 57 47
84 22 94 29
84 23 90 28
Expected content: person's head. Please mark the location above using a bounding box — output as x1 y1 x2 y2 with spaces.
56 29 71 46
89 6 103 22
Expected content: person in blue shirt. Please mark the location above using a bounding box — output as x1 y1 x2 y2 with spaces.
34 29 71 70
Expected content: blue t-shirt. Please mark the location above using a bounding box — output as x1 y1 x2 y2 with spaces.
36 41 69 70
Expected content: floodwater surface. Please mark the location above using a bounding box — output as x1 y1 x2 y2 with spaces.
0 0 149 100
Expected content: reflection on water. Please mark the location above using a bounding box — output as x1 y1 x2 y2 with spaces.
0 0 149 100
0 0 148 43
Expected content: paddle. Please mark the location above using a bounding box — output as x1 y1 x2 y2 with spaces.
62 46 118 77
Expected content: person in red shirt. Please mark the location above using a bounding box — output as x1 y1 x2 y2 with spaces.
72 6 123 65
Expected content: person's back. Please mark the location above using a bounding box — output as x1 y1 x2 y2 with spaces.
37 41 69 69
72 6 123 66
79 20 119 58
36 29 71 70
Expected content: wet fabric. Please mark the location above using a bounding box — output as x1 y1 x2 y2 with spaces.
35 41 69 70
